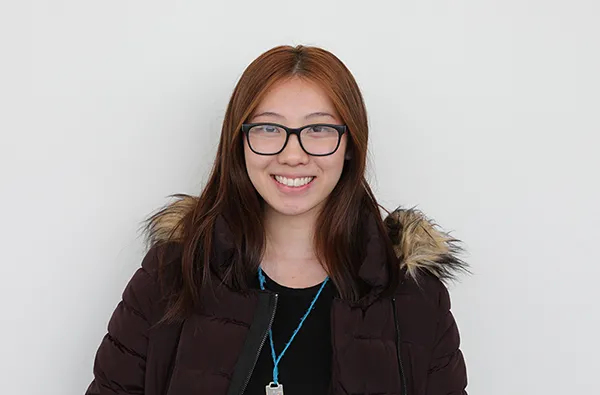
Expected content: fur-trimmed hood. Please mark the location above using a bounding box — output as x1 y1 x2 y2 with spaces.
144 194 468 284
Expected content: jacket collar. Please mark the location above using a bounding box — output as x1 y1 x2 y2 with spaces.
145 195 468 298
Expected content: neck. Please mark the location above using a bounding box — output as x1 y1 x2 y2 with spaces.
261 206 328 288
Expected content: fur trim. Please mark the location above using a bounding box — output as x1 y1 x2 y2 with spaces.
141 194 196 247
384 207 469 283
142 195 468 283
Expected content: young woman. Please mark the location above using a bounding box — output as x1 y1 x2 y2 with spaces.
85 45 468 395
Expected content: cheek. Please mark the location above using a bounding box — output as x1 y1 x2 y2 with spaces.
244 143 270 181
315 151 346 180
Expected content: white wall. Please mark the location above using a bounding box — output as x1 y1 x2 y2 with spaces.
1 1 598 394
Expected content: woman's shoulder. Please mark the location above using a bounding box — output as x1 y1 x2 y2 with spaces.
394 271 452 314
391 262 465 350
384 206 469 309
118 241 184 326
139 241 184 279
135 194 195 307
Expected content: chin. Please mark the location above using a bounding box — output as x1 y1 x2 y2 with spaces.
265 199 323 217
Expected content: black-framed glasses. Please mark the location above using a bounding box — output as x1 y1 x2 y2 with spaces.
241 122 347 156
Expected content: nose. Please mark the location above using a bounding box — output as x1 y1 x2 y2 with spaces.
277 134 309 166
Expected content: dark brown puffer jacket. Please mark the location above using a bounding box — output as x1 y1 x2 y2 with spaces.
85 197 468 394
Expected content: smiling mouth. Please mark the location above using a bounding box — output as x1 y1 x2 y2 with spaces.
272 175 315 187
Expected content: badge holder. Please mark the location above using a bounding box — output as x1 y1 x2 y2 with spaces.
265 381 284 395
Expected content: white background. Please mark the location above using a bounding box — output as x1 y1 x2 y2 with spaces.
1 1 599 394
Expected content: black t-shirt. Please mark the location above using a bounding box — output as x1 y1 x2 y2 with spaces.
244 272 335 395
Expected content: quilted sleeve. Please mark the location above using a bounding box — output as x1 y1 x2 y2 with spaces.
425 281 468 395
85 246 163 395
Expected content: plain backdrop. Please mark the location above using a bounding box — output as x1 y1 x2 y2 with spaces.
1 1 599 394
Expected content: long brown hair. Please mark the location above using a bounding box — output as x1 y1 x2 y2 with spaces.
145 45 397 323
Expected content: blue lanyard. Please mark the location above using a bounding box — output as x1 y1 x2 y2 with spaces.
257 267 329 385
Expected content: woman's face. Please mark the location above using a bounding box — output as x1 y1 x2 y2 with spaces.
244 77 348 218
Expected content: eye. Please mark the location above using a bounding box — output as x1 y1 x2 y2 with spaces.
260 125 280 133
251 124 281 134
305 125 337 134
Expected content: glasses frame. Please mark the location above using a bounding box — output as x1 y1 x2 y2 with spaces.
241 122 348 156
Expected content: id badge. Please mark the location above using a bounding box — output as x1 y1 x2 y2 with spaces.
265 382 284 395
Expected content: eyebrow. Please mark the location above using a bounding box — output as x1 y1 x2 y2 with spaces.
251 111 337 120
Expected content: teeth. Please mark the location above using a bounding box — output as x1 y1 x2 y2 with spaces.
274 175 314 187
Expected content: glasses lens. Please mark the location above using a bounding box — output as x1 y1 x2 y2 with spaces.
247 124 286 154
300 125 340 155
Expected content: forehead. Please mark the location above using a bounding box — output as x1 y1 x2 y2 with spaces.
250 77 340 122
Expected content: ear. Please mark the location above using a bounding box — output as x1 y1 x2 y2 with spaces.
345 150 352 160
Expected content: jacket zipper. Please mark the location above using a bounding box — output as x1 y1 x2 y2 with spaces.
238 292 279 395
392 297 408 395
